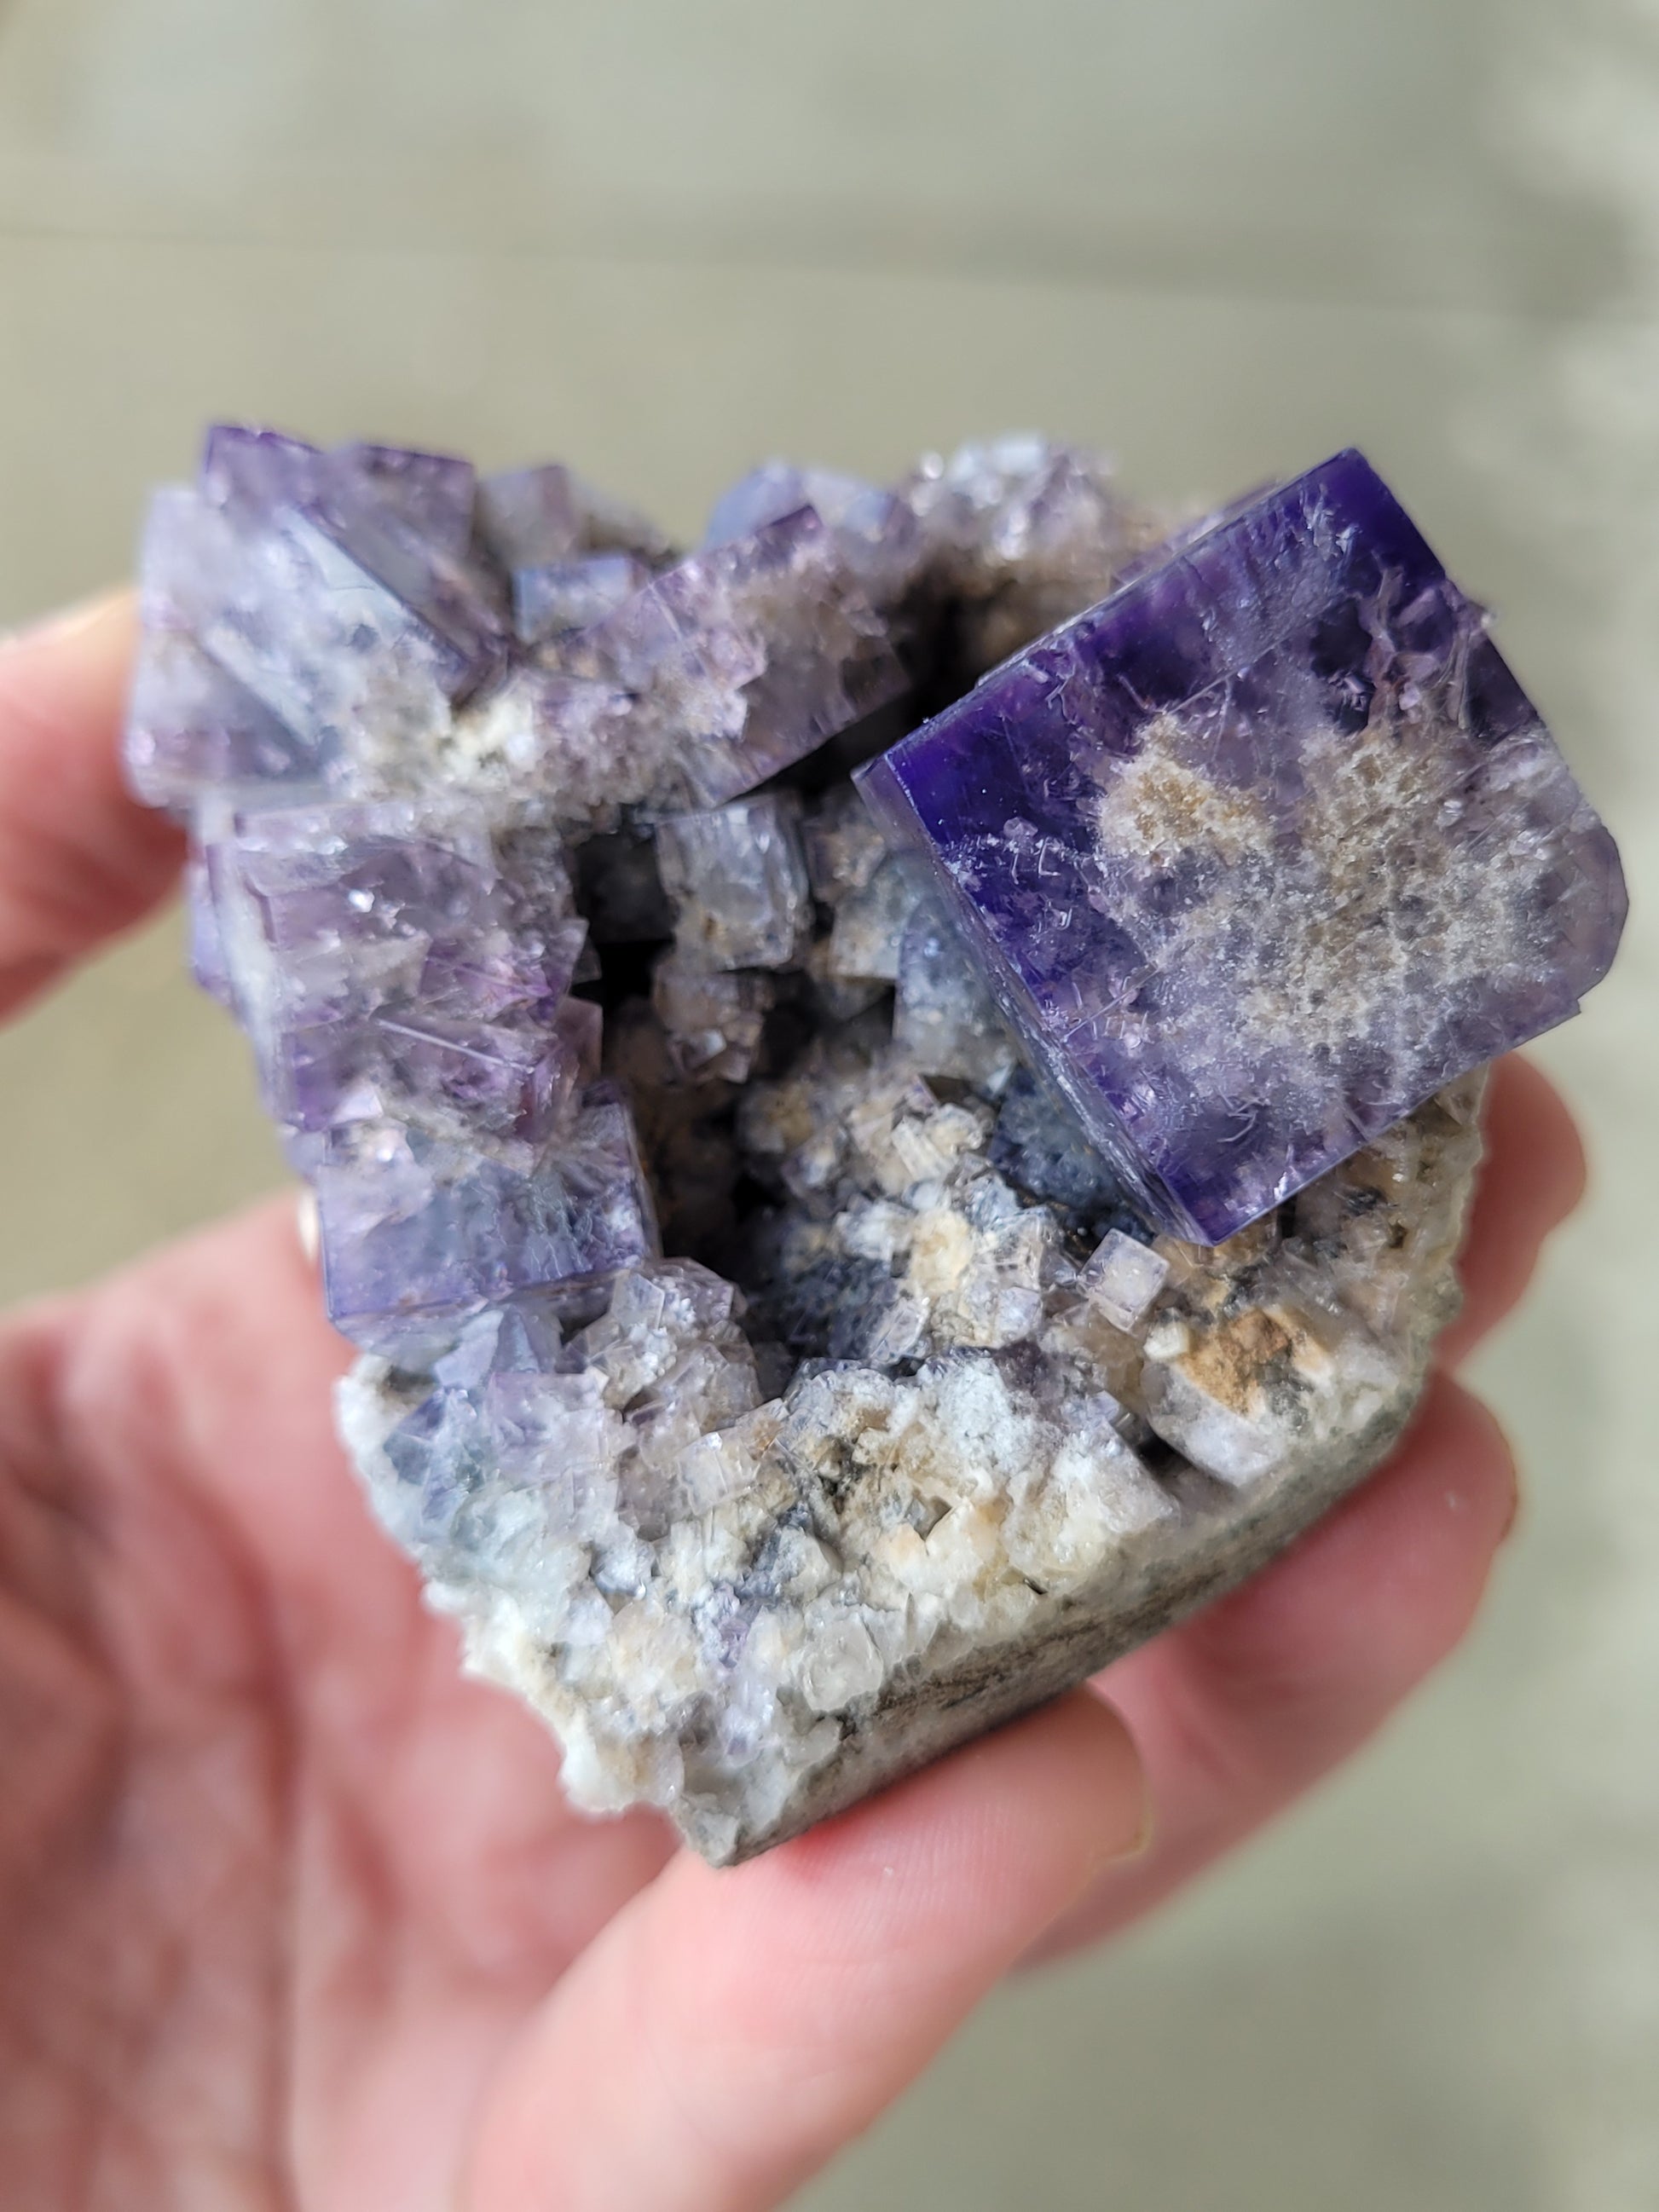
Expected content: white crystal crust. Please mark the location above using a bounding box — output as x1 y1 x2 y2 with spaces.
340 1057 1483 1863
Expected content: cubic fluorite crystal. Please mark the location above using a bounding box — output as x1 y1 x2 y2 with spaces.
858 450 1627 1242
126 425 1625 1863
653 792 812 973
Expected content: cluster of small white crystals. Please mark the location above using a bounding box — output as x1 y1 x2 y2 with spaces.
340 1030 1483 1861
654 793 812 972
897 432 1173 674
650 960 774 1083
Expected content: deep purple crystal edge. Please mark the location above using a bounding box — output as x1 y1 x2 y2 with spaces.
856 448 1627 1243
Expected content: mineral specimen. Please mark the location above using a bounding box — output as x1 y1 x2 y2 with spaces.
706 462 926 614
858 449 1627 1242
558 506 908 812
892 894 1017 1088
654 792 812 973
513 553 650 648
1078 1229 1171 1336
125 425 1625 1863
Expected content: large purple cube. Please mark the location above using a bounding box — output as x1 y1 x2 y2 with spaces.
857 449 1627 1244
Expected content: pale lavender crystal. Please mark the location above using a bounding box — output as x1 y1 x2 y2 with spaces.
184 843 236 1005
1078 1230 1170 1333
377 1304 604 1562
126 587 319 811
477 464 582 573
337 442 477 555
376 1262 754 1574
171 482 454 772
277 990 600 1149
653 793 811 972
182 777 656 1349
196 796 587 1141
891 895 1014 1087
894 433 1163 673
569 507 908 810
651 956 774 1084
898 433 1145 596
133 436 506 798
202 426 509 692
705 465 923 609
825 852 923 984
801 783 889 904
513 553 650 646
315 1081 659 1358
858 448 1627 1243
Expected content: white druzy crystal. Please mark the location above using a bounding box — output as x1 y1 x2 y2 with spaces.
342 1047 1483 1863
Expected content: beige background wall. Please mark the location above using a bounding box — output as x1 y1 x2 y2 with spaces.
0 3 1655 2203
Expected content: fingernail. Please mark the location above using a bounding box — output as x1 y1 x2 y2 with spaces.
1500 1479 1523 1545
1089 1726 1153 1874
1116 1788 1155 1864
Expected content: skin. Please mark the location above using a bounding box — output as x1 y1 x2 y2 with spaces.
0 597 1586 2212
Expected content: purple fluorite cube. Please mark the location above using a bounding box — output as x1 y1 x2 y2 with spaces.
188 788 656 1353
573 506 908 810
705 463 923 609
337 442 478 556
315 1081 659 1358
126 597 319 811
512 553 649 647
858 448 1627 1243
196 796 588 1140
202 427 510 689
275 985 599 1149
477 464 582 573
132 432 511 804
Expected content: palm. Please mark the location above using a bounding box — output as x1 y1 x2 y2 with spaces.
0 602 1587 2212
0 1200 646 2206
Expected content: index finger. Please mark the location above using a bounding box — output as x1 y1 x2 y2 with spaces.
1437 1052 1586 1369
0 593 180 1019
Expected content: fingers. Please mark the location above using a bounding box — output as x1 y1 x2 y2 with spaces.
1026 1054 1573 1961
1439 1054 1586 1369
465 1694 1146 2212
0 593 179 1019
1032 1373 1516 1962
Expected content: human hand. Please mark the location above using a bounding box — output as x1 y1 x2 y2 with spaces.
0 598 1584 2212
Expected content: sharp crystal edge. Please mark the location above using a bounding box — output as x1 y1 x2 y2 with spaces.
124 426 1626 1863
855 449 1626 1243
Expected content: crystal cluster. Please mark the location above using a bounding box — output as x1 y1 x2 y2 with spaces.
858 450 1627 1242
126 426 1625 1862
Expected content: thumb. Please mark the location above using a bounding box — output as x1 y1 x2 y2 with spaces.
465 1692 1146 2212
0 592 179 1018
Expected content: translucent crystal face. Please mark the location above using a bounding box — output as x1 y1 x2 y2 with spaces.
128 426 1624 1861
858 450 1627 1241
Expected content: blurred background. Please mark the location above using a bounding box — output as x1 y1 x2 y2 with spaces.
0 2 1655 2204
